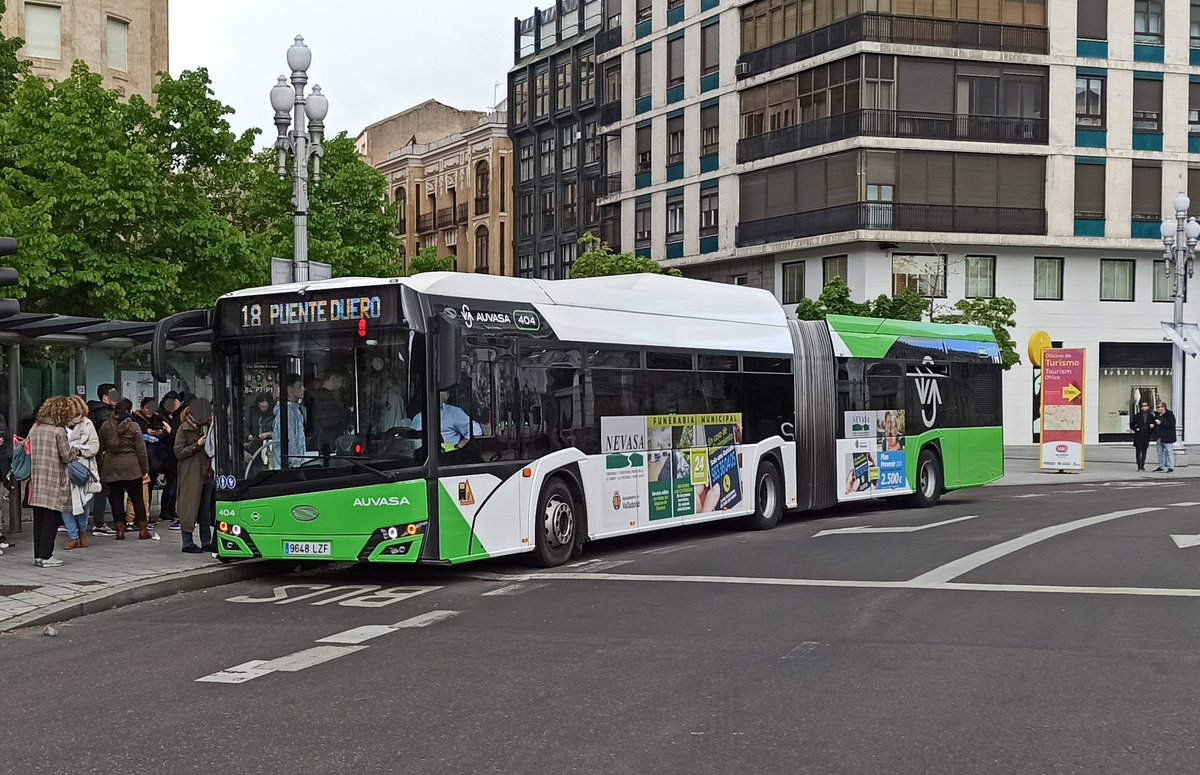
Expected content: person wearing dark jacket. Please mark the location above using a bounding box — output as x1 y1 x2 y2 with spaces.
98 399 150 539
174 398 215 554
158 391 181 526
1153 401 1178 472
86 384 119 535
1129 401 1155 471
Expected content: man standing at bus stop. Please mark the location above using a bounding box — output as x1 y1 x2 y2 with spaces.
87 384 120 535
1153 401 1178 473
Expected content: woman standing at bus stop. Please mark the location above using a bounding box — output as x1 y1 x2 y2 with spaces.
99 399 150 539
174 398 215 554
27 397 77 567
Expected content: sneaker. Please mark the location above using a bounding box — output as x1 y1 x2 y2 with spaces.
1154 468 1165 472
1167 468 1175 473
200 543 217 554
181 544 204 554
93 525 115 535
32 558 41 567
0 537 9 549
57 526 67 533
168 521 181 531
39 557 64 567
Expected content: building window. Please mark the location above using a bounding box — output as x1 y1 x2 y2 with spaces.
965 256 996 299
519 144 534 182
700 189 718 236
1133 78 1162 132
668 0 684 9
583 122 598 165
666 115 684 166
24 3 61 59
395 186 407 233
106 17 129 72
636 0 652 23
1134 0 1164 44
475 227 490 273
541 189 556 232
667 37 684 88
561 124 577 171
539 249 556 279
539 134 556 177
1078 0 1107 41
518 253 534 278
1191 82 1200 134
702 21 720 76
1074 162 1105 220
636 48 652 99
666 191 684 240
635 200 652 246
782 261 805 305
1154 260 1176 302
823 255 848 285
604 62 622 104
1034 257 1064 300
866 183 894 229
474 162 490 210
580 50 596 102
740 0 799 55
701 104 719 156
1075 76 1105 129
535 69 550 117
1131 162 1162 222
732 275 749 286
514 78 529 124
1100 258 1135 301
892 254 946 298
519 193 534 237
499 157 506 210
1192 2 1200 48
561 242 578 277
556 59 573 111
636 124 651 173
604 0 621 29
563 181 578 227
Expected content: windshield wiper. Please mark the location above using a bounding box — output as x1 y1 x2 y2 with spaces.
320 454 398 482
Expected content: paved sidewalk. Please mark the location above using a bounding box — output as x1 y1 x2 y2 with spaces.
1000 444 1200 486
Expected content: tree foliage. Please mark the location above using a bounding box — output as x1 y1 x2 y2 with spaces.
0 1 24 108
934 296 1021 370
794 277 927 321
406 245 456 275
568 232 682 279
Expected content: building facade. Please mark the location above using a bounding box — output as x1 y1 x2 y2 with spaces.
509 0 605 280
597 0 1200 446
358 100 514 276
1 0 168 101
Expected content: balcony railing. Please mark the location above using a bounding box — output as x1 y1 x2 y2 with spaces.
736 13 1049 80
599 100 622 126
417 213 434 233
602 173 623 196
737 109 1049 163
595 26 622 55
436 207 454 229
475 195 490 215
736 202 1046 246
457 203 469 223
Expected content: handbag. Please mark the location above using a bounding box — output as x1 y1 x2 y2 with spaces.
67 459 93 487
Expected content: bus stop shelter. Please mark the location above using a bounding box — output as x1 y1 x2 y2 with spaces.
0 312 210 535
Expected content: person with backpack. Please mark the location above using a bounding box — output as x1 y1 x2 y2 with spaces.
98 398 150 540
27 397 77 567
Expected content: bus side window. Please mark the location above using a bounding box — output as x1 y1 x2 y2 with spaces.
453 336 518 463
519 347 582 458
866 361 904 411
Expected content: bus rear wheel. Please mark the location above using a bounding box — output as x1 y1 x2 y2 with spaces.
906 448 942 508
530 477 578 567
739 460 782 531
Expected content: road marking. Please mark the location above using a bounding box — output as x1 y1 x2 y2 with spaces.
525 571 1200 599
782 642 821 660
1170 502 1200 507
642 544 698 555
812 515 978 537
483 584 528 596
1170 535 1200 549
195 660 272 685
1011 494 1046 499
908 507 1164 585
393 610 459 628
316 625 397 645
263 645 367 672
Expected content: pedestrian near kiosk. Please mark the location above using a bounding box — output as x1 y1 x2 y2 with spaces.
158 391 181 528
1130 401 1155 472
98 398 150 539
1153 401 1178 473
174 397 215 554
63 396 101 548
28 397 77 567
86 384 119 535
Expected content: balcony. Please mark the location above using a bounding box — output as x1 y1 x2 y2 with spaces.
737 109 1049 163
736 202 1046 247
599 100 622 126
736 14 1049 80
595 26 622 55
475 195 490 216
457 203 469 223
417 213 434 233
436 207 454 229
602 173 623 196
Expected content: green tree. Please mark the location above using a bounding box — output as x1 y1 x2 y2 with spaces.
794 277 925 321
406 245 456 275
0 1 25 107
934 296 1021 370
568 232 682 279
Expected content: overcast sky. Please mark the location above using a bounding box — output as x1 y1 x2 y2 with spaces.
170 0 537 147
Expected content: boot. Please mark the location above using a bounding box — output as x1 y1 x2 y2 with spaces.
138 521 151 540
114 521 126 540
79 532 89 548
64 539 79 550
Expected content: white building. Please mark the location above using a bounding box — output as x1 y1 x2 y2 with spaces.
594 0 1200 446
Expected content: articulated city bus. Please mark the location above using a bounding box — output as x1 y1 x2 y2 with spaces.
153 272 1003 567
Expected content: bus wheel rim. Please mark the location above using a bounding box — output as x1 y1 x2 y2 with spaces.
544 495 573 548
921 462 935 498
758 471 777 517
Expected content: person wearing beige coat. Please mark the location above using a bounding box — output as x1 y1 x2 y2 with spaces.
27 397 77 567
63 395 102 549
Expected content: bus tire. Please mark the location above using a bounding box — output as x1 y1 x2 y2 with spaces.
530 477 578 567
739 460 783 531
906 448 942 508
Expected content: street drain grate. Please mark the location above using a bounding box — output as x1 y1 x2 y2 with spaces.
0 585 37 596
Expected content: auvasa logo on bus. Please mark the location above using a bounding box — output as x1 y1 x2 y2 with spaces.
352 496 412 507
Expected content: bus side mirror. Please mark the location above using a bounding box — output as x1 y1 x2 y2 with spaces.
152 309 210 383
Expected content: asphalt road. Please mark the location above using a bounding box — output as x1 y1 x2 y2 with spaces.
4 479 1200 775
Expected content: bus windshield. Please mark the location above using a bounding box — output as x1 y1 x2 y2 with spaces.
214 324 427 491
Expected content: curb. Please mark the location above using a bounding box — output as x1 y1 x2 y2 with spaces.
0 559 288 635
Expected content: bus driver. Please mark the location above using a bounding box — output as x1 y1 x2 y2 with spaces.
410 390 482 453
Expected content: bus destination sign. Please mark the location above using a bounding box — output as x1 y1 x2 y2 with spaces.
232 295 387 333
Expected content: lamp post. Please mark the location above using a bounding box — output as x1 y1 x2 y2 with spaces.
270 35 330 283
1159 193 1200 457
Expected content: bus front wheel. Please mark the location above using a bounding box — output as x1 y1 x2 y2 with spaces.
530 477 578 567
739 460 782 531
907 448 943 508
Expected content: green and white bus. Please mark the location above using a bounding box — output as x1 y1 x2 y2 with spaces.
153 272 1003 567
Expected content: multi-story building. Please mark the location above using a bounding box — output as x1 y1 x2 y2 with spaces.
509 0 605 280
597 0 1200 447
1 0 168 101
357 99 513 275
